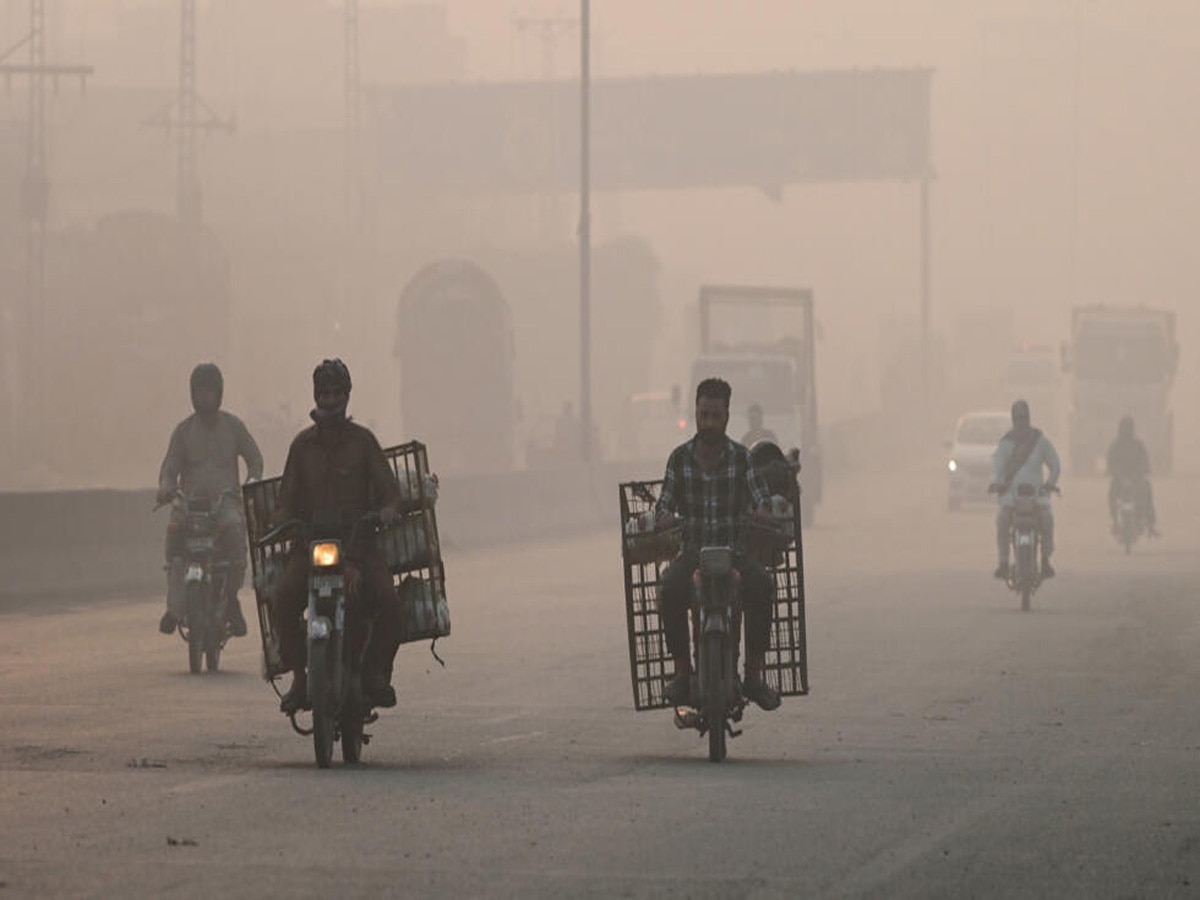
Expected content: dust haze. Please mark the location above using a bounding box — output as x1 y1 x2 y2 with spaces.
1 0 1198 495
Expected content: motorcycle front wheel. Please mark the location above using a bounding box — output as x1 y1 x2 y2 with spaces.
309 646 335 769
186 584 205 674
1017 544 1033 612
702 632 728 763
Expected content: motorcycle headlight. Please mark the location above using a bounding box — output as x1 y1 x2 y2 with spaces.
308 617 331 640
311 542 340 568
948 459 958 473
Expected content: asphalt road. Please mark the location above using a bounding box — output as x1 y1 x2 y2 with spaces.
1 462 1198 898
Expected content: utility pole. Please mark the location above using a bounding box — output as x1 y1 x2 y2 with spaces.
145 0 234 228
0 0 91 455
578 0 591 464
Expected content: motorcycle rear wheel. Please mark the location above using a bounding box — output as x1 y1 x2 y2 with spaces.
702 633 728 763
309 648 335 769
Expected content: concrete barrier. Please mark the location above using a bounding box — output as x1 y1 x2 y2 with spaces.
0 461 661 604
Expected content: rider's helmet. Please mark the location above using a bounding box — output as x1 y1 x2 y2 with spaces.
1119 415 1135 439
312 358 352 398
189 363 223 413
1011 399 1031 429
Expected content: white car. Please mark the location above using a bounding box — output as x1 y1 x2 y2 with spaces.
946 411 1011 511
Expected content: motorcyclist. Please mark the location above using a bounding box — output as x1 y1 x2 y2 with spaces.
989 399 1061 579
654 377 782 712
741 402 778 448
272 359 404 715
157 363 263 637
1106 415 1159 538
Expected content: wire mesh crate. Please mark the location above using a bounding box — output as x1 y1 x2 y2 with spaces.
242 439 449 681
619 479 809 711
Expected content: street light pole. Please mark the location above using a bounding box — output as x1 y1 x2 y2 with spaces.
579 0 592 464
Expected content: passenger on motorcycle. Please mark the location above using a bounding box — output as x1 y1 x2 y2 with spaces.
654 378 782 712
990 399 1060 580
1106 416 1159 538
157 363 263 637
741 403 778 448
273 359 404 715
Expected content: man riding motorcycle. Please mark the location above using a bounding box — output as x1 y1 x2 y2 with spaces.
1106 415 1159 538
273 359 404 715
157 363 263 637
654 377 782 712
990 399 1061 580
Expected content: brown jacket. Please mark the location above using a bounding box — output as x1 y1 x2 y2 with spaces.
278 419 400 537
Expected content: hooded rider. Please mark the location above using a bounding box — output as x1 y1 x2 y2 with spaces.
990 399 1061 579
1106 415 1159 537
272 359 404 715
157 363 264 637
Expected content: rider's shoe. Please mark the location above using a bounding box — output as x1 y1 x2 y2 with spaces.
226 596 248 637
743 674 782 711
993 563 1009 580
663 669 692 706
279 673 310 714
1041 559 1056 578
364 673 397 709
159 610 178 634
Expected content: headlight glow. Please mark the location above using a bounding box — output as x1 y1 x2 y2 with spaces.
947 459 958 473
311 542 340 567
308 617 331 640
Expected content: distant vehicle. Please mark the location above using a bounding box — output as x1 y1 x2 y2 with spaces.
690 284 821 526
946 411 1011 511
1062 305 1178 475
619 388 688 462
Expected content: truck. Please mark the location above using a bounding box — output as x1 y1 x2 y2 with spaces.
689 284 821 525
1061 305 1178 475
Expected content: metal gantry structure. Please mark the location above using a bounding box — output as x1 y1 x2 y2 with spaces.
0 0 91 446
145 0 235 228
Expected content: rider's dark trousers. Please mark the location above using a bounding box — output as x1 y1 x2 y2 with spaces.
1108 476 1156 527
658 550 774 667
272 550 400 681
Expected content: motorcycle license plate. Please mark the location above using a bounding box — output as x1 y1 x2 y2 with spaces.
185 564 205 582
1017 533 1033 547
312 574 343 597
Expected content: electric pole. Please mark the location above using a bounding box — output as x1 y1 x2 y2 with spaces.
145 0 234 228
0 0 91 455
578 0 591 464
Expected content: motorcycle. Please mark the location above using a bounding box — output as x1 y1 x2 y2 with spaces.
1113 476 1144 554
673 519 792 763
991 482 1059 612
159 489 239 674
257 512 382 769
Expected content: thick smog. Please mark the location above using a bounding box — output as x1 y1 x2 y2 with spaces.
0 2 1197 897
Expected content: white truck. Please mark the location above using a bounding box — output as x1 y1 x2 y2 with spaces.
690 284 821 525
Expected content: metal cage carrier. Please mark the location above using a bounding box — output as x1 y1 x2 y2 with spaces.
243 440 449 680
618 479 808 711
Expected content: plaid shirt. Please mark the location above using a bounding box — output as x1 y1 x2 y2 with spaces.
656 435 771 550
